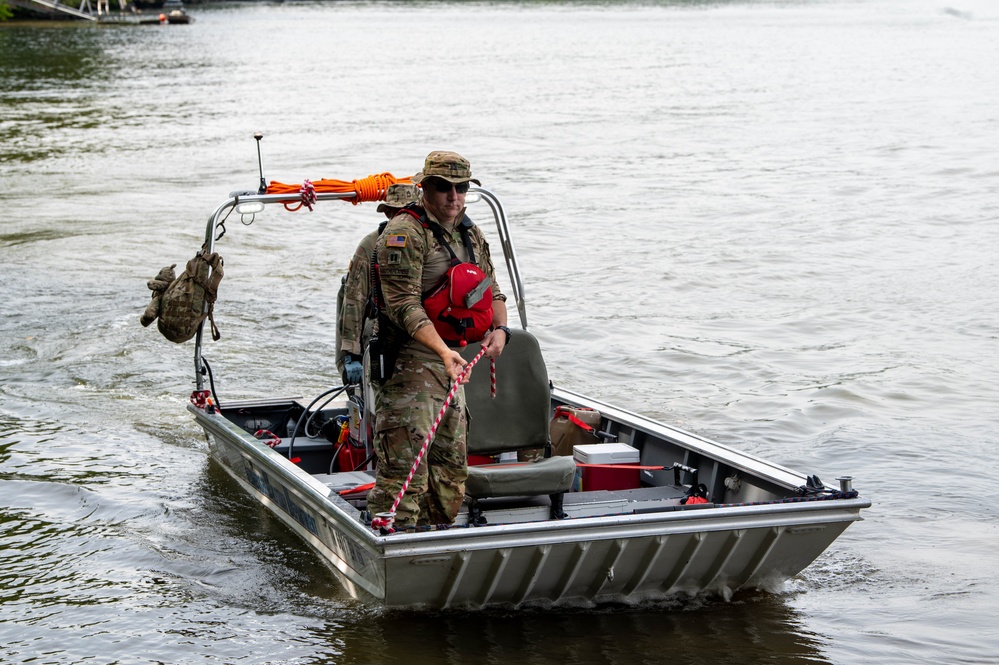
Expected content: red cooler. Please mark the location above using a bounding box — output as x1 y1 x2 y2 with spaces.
573 443 641 491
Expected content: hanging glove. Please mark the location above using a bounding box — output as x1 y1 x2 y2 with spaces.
344 356 364 385
140 264 177 327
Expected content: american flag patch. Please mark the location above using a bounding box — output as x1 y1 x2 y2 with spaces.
386 234 407 248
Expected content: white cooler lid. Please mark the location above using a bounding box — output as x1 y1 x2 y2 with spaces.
572 442 640 464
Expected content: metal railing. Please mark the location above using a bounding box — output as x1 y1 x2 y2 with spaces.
193 187 528 391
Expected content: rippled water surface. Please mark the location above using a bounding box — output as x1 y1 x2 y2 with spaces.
2 1 998 663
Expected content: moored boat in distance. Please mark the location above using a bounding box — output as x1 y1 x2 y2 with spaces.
181 169 870 610
164 9 190 24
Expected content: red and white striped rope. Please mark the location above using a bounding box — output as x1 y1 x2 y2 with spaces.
371 348 486 530
300 178 317 211
282 178 319 212
490 357 496 399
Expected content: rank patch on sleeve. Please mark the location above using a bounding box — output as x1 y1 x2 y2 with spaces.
387 250 402 265
386 234 407 248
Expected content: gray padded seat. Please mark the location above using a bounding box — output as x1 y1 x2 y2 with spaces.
461 330 576 516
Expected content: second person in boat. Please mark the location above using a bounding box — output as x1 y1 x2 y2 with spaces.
336 183 421 387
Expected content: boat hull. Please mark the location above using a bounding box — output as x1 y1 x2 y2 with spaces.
192 394 867 610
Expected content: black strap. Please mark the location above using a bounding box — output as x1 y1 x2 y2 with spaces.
425 222 461 267
458 215 476 265
365 247 379 321
363 220 390 319
426 219 476 267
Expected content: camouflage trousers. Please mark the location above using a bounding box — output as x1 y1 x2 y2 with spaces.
366 344 468 528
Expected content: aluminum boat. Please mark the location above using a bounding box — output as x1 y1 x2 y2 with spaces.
185 175 869 610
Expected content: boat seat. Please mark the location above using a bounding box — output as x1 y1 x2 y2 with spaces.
461 329 576 522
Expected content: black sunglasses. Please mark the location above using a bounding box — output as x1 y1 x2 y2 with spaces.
426 179 470 194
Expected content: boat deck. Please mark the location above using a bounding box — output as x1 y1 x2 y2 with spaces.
314 470 711 527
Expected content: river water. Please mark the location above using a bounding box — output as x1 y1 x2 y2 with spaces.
2 1 998 663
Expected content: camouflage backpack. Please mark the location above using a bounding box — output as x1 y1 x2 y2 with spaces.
140 245 224 343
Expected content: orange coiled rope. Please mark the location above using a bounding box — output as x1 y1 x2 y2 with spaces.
266 173 414 210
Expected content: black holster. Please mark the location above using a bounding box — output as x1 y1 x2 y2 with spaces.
369 318 405 384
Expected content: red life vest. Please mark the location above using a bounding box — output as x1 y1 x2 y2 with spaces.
399 207 494 345
423 262 494 345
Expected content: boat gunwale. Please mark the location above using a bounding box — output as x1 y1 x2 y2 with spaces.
375 494 868 553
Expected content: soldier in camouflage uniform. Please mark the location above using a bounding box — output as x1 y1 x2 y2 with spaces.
335 183 421 385
367 151 511 528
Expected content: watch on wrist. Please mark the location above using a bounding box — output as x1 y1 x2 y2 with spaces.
496 325 512 344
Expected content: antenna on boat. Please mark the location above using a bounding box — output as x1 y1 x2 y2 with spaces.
254 132 266 194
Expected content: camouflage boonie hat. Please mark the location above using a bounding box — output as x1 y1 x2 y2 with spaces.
411 150 481 186
377 183 420 214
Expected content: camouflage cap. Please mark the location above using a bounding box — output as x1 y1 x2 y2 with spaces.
411 150 481 186
377 183 420 213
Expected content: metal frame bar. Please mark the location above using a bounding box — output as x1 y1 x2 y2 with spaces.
193 187 525 390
